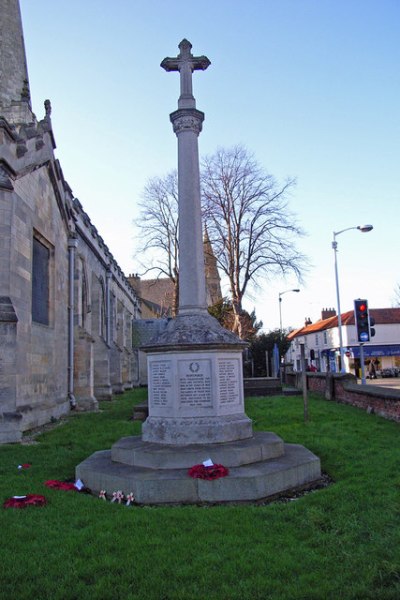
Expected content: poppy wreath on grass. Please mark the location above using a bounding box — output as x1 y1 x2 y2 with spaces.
4 494 47 509
188 464 229 480
44 480 80 491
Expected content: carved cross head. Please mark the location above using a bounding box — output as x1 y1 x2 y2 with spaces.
161 39 210 107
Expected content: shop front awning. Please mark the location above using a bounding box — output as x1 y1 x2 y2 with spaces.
350 344 400 358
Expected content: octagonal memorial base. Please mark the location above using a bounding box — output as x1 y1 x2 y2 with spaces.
76 432 321 505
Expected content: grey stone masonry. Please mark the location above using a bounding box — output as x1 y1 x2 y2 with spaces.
76 441 322 505
0 1 141 443
0 0 33 124
0 296 18 322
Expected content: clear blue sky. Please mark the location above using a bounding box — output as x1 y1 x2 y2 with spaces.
20 0 400 331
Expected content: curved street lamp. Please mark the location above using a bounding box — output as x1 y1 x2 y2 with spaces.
279 288 300 335
332 224 373 373
278 288 300 381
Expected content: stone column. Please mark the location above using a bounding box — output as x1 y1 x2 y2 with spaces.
161 39 211 315
171 108 207 315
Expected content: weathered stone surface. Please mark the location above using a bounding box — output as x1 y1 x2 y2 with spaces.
142 313 245 351
142 414 253 445
0 0 33 125
142 347 250 444
76 442 321 505
0 296 18 322
111 431 285 469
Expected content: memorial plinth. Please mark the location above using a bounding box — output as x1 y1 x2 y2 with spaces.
76 39 321 504
141 313 252 445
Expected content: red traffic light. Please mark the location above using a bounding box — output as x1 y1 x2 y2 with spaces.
354 299 371 343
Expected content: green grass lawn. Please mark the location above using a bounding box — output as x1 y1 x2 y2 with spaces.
1 389 399 600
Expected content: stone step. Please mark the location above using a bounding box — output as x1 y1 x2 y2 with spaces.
245 387 282 397
244 378 282 397
76 442 321 505
111 431 284 469
283 387 302 396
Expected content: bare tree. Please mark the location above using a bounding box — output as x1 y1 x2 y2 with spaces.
134 171 179 315
201 145 307 337
135 147 307 336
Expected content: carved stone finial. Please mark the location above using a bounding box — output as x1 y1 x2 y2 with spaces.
178 38 192 52
44 99 52 117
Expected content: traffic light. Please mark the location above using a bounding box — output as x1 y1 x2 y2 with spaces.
369 315 376 338
354 299 370 342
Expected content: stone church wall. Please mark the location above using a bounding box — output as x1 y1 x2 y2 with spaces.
0 1 140 443
0 132 71 441
0 119 140 443
2 127 142 445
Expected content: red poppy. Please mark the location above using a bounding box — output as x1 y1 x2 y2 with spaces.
3 494 47 509
44 480 79 491
188 464 229 480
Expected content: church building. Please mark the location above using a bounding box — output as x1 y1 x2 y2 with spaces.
0 0 140 443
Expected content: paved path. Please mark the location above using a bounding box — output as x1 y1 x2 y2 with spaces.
359 377 400 390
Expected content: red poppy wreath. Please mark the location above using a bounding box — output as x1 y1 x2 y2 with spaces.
4 494 47 509
44 480 80 491
188 464 229 480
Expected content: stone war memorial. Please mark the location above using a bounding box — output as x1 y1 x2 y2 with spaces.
77 40 321 504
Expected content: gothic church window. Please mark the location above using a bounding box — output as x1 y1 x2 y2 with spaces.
76 257 88 328
32 235 50 325
99 280 106 339
111 293 117 342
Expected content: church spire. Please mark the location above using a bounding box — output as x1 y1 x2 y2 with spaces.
0 0 33 124
203 227 222 306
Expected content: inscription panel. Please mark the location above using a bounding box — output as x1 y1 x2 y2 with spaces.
218 358 240 405
150 360 173 407
178 359 212 408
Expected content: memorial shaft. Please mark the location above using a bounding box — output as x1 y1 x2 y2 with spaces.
161 39 211 315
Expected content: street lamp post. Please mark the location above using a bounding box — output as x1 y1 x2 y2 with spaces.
332 224 373 373
278 288 300 382
279 288 300 336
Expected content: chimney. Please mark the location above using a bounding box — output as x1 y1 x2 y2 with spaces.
127 274 141 295
321 307 336 320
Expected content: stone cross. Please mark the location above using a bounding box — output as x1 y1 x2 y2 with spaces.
161 39 210 109
161 40 211 315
